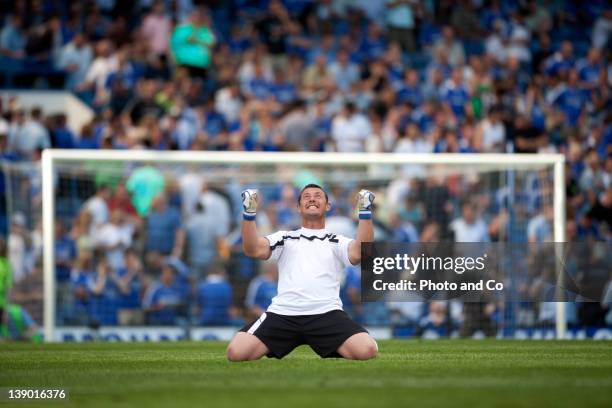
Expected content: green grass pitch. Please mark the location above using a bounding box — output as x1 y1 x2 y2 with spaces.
1 340 611 407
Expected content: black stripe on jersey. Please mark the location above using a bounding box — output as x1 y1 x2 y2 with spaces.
269 233 339 250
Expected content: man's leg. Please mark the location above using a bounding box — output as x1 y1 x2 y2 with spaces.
336 332 378 360
226 332 269 362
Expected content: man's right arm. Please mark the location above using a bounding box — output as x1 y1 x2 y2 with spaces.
241 189 271 260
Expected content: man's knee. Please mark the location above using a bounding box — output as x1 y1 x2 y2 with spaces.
340 335 378 360
226 333 268 362
226 344 246 362
354 339 378 360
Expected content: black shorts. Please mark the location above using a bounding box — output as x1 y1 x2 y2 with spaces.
240 310 367 359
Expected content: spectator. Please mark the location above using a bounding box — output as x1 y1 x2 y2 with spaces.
107 182 138 220
215 81 243 126
0 15 26 59
278 100 316 151
126 165 165 217
329 50 360 93
55 221 76 284
7 213 28 283
576 48 604 90
396 69 424 107
96 210 133 270
433 26 465 67
83 185 111 232
50 114 76 149
87 256 119 325
142 262 182 325
384 0 418 52
57 32 93 89
245 261 278 318
115 248 144 325
450 202 490 242
196 264 233 326
440 69 471 120
170 8 216 78
591 9 612 49
144 194 184 257
200 185 231 237
395 122 433 154
123 80 165 126
184 202 225 278
331 102 371 152
140 1 171 57
70 252 94 325
302 54 333 95
527 205 553 243
512 114 546 154
476 106 506 153
554 69 589 126
79 39 117 105
418 301 452 338
15 107 50 160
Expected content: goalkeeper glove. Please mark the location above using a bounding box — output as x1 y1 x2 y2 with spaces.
241 189 258 221
357 189 375 220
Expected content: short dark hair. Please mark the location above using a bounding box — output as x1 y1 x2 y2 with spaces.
298 183 328 204
31 107 42 119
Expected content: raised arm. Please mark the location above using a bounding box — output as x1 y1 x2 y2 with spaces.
241 189 271 260
348 189 375 265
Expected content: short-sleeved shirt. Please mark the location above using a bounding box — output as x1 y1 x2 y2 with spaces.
264 227 354 315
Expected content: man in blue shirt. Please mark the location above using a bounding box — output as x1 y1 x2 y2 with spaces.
245 261 278 318
87 257 119 326
0 15 26 59
145 194 184 256
440 69 471 119
576 48 603 89
543 41 575 77
51 114 76 149
269 70 297 104
196 265 233 326
56 32 93 90
396 69 424 107
115 248 143 325
184 202 224 278
15 107 50 160
70 254 94 325
245 64 271 100
142 262 183 325
340 265 361 321
554 70 590 126
55 221 76 283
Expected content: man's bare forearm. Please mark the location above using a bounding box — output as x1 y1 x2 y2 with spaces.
356 218 374 244
241 219 260 257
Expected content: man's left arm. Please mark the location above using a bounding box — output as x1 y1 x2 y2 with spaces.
348 189 375 265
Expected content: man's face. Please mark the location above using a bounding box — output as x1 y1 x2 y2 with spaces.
161 266 174 286
298 187 330 219
462 204 475 224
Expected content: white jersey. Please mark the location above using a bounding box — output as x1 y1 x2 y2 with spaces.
265 227 354 315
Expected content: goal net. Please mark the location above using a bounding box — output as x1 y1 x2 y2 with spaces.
38 150 569 342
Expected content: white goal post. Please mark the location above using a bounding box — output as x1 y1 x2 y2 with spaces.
41 150 566 342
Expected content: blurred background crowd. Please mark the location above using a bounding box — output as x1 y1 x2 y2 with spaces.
0 0 610 339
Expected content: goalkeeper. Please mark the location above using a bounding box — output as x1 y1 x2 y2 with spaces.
227 184 378 361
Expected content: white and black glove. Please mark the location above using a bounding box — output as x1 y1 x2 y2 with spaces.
241 189 258 221
357 189 375 220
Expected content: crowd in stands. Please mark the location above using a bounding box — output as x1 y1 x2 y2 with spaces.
0 0 611 336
